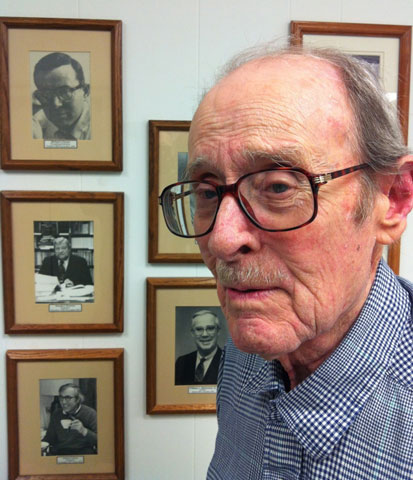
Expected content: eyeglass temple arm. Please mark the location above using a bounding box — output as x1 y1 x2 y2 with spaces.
313 164 369 185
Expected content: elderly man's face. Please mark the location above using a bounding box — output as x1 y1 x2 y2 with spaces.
36 64 87 130
189 56 386 361
191 313 220 356
55 241 70 261
59 387 80 415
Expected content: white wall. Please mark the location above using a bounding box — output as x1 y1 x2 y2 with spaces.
0 1 412 479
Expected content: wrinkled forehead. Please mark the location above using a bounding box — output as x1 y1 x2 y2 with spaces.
195 55 350 123
189 55 355 172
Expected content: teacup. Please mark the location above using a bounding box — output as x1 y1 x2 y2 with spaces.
61 419 72 429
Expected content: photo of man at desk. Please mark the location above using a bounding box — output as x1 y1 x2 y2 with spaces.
35 226 94 303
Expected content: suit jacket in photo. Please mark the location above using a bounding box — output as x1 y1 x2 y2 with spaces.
39 254 93 286
175 347 222 385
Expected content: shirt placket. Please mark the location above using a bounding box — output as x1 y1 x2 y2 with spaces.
262 399 304 480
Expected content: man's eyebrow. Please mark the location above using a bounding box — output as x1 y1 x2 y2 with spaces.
243 149 329 172
243 149 306 169
183 157 213 180
183 148 328 180
184 151 304 179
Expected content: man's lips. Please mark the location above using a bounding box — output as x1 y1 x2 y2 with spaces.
225 286 277 300
223 283 275 292
229 287 264 293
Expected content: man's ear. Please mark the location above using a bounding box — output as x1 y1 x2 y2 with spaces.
83 84 90 97
376 156 413 245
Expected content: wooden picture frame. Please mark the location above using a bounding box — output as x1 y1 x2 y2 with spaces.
147 277 229 414
0 17 122 171
1 190 124 333
290 21 412 275
6 348 124 480
148 120 203 263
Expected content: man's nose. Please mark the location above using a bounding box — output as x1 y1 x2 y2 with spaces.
51 95 63 107
207 194 260 260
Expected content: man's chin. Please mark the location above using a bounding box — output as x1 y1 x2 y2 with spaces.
48 112 76 129
230 320 299 360
52 120 74 130
232 337 282 360
198 345 216 356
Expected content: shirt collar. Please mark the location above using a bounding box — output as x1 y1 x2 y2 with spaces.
243 357 287 394
246 260 410 459
197 347 218 363
63 403 82 416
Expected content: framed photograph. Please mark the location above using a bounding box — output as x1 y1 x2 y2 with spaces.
6 348 124 480
1 190 124 333
0 17 122 171
290 21 411 275
147 277 229 414
148 120 203 263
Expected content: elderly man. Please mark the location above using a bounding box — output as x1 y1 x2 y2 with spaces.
32 52 91 141
43 383 97 455
175 310 222 385
39 236 93 287
160 44 413 479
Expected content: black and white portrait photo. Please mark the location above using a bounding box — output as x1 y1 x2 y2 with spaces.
34 221 94 303
30 51 91 142
175 306 228 386
39 378 97 456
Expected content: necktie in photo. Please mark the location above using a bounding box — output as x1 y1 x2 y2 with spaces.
195 357 206 383
58 260 65 283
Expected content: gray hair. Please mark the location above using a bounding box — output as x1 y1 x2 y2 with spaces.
58 383 84 402
191 310 220 329
211 42 409 223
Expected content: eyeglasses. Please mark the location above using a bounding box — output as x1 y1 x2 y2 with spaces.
192 326 219 336
34 85 83 104
159 164 370 238
59 395 77 402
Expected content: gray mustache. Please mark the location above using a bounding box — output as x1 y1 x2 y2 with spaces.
215 261 286 287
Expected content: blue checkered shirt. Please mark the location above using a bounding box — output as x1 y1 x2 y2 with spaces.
208 261 413 479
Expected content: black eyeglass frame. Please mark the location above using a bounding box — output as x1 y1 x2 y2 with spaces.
34 84 84 104
58 395 77 401
159 163 370 238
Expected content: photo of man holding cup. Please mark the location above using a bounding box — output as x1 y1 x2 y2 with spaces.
41 382 97 456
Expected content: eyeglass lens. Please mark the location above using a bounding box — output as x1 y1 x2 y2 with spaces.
193 326 218 336
59 395 76 401
36 86 81 104
162 169 315 237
